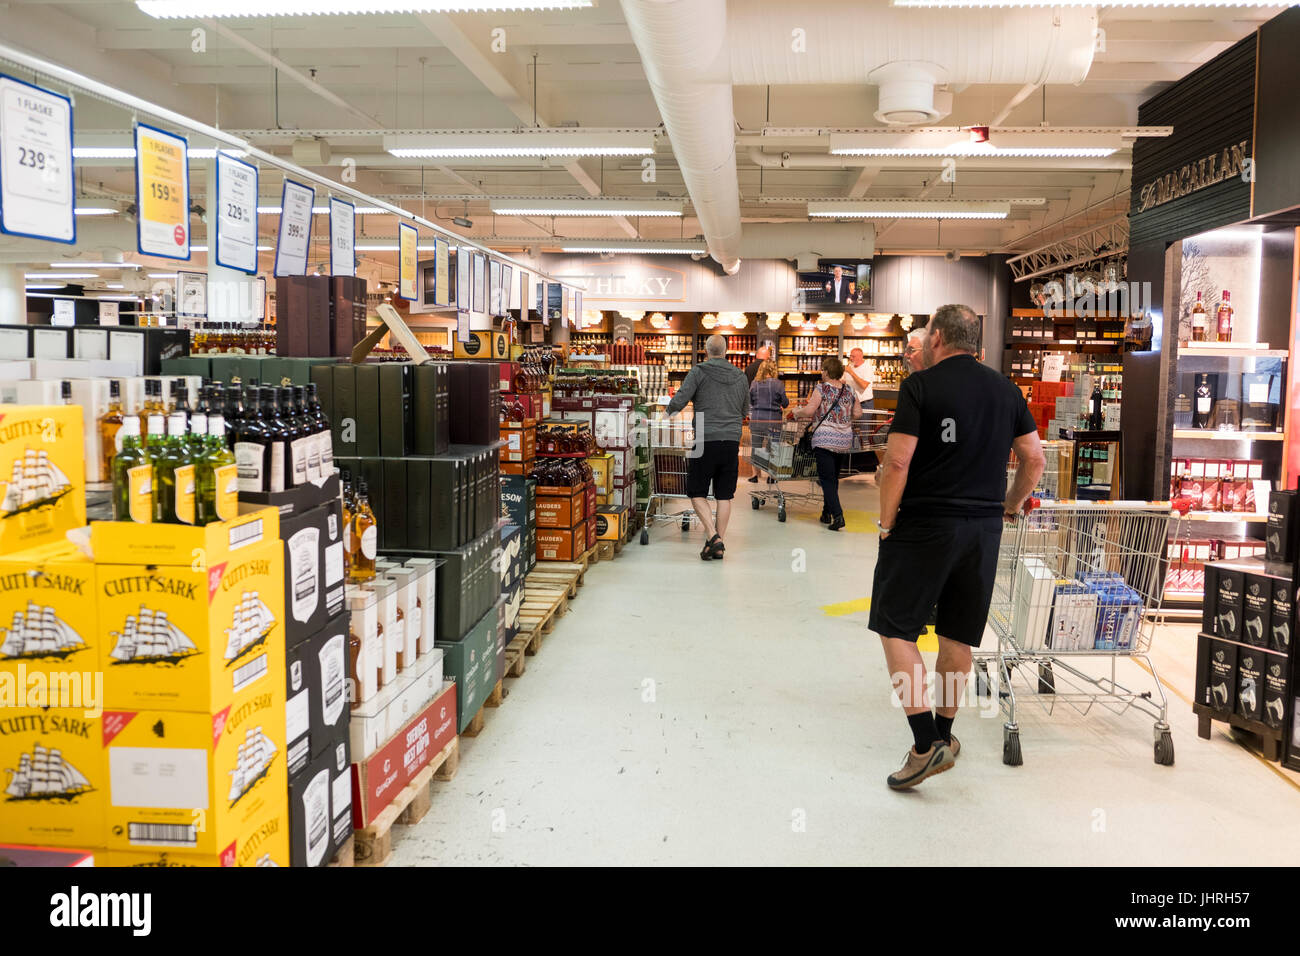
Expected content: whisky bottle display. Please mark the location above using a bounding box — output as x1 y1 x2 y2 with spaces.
1216 290 1233 342
283 386 310 487
1194 374 1213 429
233 386 269 493
1191 291 1207 342
350 478 377 583
138 379 166 449
99 379 125 477
196 402 239 525
306 383 332 479
112 417 152 523
262 386 290 493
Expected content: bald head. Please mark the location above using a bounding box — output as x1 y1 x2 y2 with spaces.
705 334 727 358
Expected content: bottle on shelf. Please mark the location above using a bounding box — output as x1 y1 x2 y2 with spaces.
1194 373 1213 429
1089 379 1103 430
196 399 238 525
111 417 151 523
150 410 193 525
233 386 269 492
1215 290 1232 342
350 479 377 582
1191 292 1207 343
99 379 125 479
305 383 332 479
341 469 355 581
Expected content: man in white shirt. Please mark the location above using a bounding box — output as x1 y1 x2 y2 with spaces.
845 347 874 409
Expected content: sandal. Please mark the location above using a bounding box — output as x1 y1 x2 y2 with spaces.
706 534 725 559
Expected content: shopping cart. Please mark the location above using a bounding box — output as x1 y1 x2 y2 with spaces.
639 415 713 545
974 498 1190 767
749 412 892 522
1007 440 1071 502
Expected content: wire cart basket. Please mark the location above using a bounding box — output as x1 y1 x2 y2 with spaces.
638 416 713 545
974 498 1190 767
748 412 892 522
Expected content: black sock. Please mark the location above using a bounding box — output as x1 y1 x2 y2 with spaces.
935 713 955 744
906 712 939 753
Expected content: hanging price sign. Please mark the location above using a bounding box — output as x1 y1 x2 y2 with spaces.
398 222 417 301
0 75 74 243
215 151 258 273
330 197 355 278
135 123 190 259
274 178 315 277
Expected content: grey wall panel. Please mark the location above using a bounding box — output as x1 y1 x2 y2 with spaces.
870 255 991 315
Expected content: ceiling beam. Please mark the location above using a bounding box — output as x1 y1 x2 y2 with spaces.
846 166 878 199
415 11 639 239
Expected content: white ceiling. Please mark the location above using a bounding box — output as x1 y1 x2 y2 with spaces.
0 0 1285 276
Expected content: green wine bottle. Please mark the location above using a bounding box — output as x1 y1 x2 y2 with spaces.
112 417 152 522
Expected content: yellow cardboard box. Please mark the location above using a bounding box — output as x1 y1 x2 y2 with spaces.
97 538 284 713
0 406 86 556
102 690 287 856
0 540 98 683
452 330 508 360
0 707 106 848
89 504 279 568
588 452 614 495
94 807 288 866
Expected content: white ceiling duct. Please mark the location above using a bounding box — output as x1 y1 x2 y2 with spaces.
737 222 874 262
619 0 742 275
727 2 1097 126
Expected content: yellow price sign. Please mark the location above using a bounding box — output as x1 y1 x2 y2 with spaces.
398 222 418 302
135 123 190 258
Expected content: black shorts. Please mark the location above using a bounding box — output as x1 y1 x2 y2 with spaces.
686 440 740 500
868 513 1004 647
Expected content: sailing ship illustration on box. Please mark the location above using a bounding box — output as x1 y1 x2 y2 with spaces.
228 725 276 807
0 448 74 518
4 744 94 802
0 601 88 661
254 853 279 867
109 606 198 666
224 591 276 668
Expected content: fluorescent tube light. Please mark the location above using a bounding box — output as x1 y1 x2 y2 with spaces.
491 198 682 217
26 273 98 280
384 129 655 159
894 0 1287 6
807 200 1010 219
24 285 63 291
139 1 594 15
829 131 1122 157
72 147 247 159
48 262 142 269
559 242 708 255
74 206 119 216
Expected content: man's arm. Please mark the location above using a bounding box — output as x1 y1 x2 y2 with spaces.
877 431 918 532
844 365 869 389
665 367 697 416
1004 430 1046 517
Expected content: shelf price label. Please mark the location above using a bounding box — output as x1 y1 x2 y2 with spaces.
135 123 190 259
0 75 75 244
398 221 417 301
329 197 355 278
274 178 315 277
215 151 258 273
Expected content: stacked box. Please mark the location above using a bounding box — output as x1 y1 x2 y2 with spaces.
330 276 368 358
0 406 87 556
536 479 587 562
275 275 332 357
436 605 499 734
430 528 500 640
500 476 537 575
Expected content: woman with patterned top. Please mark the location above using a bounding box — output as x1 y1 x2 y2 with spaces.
789 355 862 531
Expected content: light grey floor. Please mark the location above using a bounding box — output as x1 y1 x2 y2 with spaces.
391 476 1300 866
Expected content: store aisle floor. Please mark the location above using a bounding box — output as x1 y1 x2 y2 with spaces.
393 478 1300 866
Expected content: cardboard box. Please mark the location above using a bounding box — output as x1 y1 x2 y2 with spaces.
281 500 347 646
1267 490 1297 564
430 529 498 641
1242 574 1271 647
96 538 284 713
346 583 381 709
378 363 412 457
330 275 368 358
0 406 87 556
1237 647 1265 722
498 523 524 590
1197 635 1237 715
536 490 585 529
447 362 499 446
89 504 278 567
411 363 450 456
536 526 580 562
94 810 289 866
1215 567 1244 642
1271 579 1292 654
589 452 614 495
106 327 190 375
289 739 351 867
348 681 392 761
401 558 440 655
275 275 331 358
499 422 537 463
102 696 287 856
594 505 627 542
352 364 382 457
0 708 105 848
0 540 97 684
1263 656 1289 729
435 607 497 734
362 577 399 688
350 679 456 828
452 331 509 361
285 611 350 778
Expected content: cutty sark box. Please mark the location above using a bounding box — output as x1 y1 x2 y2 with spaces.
0 406 86 556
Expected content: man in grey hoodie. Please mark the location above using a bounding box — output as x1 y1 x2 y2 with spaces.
666 334 751 560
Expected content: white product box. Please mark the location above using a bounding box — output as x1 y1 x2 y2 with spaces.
1048 585 1099 651
594 408 632 449
412 648 445 710
0 329 27 360
363 578 399 687
28 358 136 381
15 378 61 405
347 589 380 707
403 558 438 655
73 327 111 361
69 378 112 481
1012 557 1056 650
386 567 420 672
30 327 69 359
384 674 417 739
349 683 395 760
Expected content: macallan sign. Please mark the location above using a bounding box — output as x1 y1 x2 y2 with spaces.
1138 140 1251 212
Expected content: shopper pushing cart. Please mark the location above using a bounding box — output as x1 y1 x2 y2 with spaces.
869 304 1046 791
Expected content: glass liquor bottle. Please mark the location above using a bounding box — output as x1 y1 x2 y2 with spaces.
350 479 377 582
260 386 290 493
341 469 355 581
112 417 151 522
277 387 307 489
186 385 209 458
1191 292 1207 343
197 403 239 525
233 386 269 493
305 383 332 479
137 380 163 449
150 412 187 524
1194 374 1213 429
99 379 125 478
1215 290 1233 342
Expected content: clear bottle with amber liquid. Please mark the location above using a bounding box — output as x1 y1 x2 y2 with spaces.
98 379 125 478
350 478 377 582
1215 290 1233 343
1191 291 1207 343
341 469 355 581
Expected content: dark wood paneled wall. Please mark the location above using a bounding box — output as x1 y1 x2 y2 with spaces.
1252 9 1300 219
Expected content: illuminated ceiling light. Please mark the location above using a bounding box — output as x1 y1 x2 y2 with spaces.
765 316 782 330
71 147 247 159
355 244 400 251
25 285 63 291
808 200 1010 220
559 241 707 255
828 130 1121 158
95 294 144 301
384 128 655 159
188 245 272 252
649 312 668 329
850 315 867 330
490 198 682 217
106 283 125 290
26 273 98 280
139 0 594 16
49 261 142 269
893 0 1287 6
701 315 718 330
74 205 119 216
822 313 844 326
730 313 748 329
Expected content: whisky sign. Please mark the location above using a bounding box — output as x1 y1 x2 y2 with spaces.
1138 140 1251 212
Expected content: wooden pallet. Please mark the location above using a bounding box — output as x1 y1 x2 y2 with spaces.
353 737 460 867
461 679 505 738
326 835 354 868
527 561 585 597
596 540 616 562
517 586 566 647
504 622 545 677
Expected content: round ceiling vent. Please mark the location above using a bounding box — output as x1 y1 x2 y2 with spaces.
871 62 945 126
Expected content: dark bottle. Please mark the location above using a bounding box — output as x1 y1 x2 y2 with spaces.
1089 380 1103 430
233 386 270 493
277 387 307 488
1194 374 1213 429
305 383 332 479
288 385 316 485
262 387 290 493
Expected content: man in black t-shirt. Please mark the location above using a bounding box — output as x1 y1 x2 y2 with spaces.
869 304 1045 790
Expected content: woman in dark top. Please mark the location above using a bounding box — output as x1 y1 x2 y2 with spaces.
748 360 787 484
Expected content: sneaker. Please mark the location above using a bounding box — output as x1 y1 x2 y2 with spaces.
946 734 960 759
886 742 955 790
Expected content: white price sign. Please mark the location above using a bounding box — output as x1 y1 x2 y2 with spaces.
52 299 75 326
0 75 74 243
329 197 355 278
274 178 315 277
215 152 259 273
1041 353 1065 383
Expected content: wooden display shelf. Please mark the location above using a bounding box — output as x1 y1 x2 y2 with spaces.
1194 701 1286 762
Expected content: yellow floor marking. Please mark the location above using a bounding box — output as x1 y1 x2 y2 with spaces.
819 595 937 651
